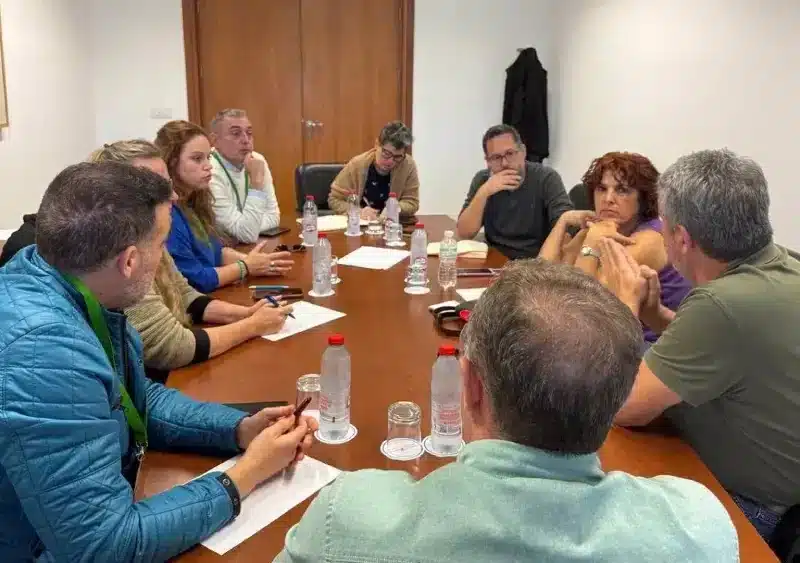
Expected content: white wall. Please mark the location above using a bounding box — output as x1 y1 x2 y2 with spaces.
0 0 95 228
88 0 188 144
551 0 800 248
412 0 557 217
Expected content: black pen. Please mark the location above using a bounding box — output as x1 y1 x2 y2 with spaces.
264 294 296 319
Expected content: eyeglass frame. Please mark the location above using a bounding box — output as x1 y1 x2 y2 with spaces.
485 146 523 167
276 244 307 253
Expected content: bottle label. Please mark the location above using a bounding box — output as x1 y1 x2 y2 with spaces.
433 404 461 426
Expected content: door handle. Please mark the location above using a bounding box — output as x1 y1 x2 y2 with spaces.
302 119 323 129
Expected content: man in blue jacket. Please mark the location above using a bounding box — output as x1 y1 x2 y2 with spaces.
0 162 316 562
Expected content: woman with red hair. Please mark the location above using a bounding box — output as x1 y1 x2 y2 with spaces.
540 151 690 343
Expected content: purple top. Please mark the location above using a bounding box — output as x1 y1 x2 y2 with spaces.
634 218 692 343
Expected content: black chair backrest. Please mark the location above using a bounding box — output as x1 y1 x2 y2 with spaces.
295 163 345 214
569 182 592 211
771 504 800 562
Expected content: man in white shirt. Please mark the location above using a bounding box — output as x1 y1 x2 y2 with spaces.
209 108 281 243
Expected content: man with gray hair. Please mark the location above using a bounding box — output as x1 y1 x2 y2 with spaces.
601 148 800 544
0 162 315 560
329 121 419 221
276 260 736 562
209 108 281 243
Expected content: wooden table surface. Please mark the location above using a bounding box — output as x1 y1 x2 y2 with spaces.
135 215 776 562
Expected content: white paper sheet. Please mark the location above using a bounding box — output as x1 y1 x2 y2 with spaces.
198 455 341 555
0 229 17 241
427 240 488 256
295 216 368 232
262 301 346 342
457 287 488 301
337 246 410 270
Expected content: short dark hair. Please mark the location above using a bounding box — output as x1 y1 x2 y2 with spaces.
482 124 523 154
461 259 642 454
37 161 173 274
378 121 413 151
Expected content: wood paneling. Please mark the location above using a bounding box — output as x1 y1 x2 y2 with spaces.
192 0 304 217
300 0 406 162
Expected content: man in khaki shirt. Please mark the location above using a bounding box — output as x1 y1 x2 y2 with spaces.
600 148 800 547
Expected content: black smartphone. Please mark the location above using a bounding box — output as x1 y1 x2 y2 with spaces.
224 401 289 415
457 268 500 278
261 226 290 238
252 288 304 301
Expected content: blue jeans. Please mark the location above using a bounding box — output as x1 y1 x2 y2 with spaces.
731 493 781 542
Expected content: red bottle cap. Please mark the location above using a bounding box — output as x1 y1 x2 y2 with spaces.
437 344 457 356
389 192 397 198
329 334 345 346
415 223 425 229
318 232 328 239
306 195 315 201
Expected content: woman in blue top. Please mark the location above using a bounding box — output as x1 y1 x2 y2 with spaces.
155 120 294 293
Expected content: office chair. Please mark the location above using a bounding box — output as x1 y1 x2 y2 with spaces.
294 163 344 216
569 182 591 211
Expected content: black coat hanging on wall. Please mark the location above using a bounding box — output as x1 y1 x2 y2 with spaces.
503 47 549 162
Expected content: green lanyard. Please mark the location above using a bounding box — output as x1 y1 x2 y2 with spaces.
212 151 250 213
63 273 148 454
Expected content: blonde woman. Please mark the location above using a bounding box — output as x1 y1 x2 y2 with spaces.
90 141 291 380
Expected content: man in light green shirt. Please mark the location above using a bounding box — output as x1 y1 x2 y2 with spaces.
602 149 800 547
276 260 737 563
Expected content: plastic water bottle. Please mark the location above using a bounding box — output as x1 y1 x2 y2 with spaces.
384 192 400 240
346 191 361 237
312 233 332 296
410 222 427 268
405 223 429 293
430 344 462 455
302 195 318 247
437 230 458 290
319 334 351 441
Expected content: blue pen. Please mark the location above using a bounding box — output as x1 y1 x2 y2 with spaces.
264 294 296 319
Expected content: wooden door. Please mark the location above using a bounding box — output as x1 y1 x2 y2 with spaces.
300 0 410 162
184 0 413 217
188 0 304 216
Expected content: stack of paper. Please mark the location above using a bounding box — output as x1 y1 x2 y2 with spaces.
262 301 346 341
337 246 410 270
198 456 341 555
427 240 488 259
457 287 488 301
295 216 368 232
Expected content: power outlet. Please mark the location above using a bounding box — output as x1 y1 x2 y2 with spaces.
150 108 173 119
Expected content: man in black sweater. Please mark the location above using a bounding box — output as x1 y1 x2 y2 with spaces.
457 125 572 259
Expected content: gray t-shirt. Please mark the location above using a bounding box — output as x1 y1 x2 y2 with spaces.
646 244 800 509
460 162 572 259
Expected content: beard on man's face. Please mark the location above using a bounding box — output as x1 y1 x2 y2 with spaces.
117 269 156 309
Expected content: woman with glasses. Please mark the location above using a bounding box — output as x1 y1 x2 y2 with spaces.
539 151 691 344
328 121 419 222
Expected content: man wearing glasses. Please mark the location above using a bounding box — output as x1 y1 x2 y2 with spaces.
329 121 419 222
457 124 572 259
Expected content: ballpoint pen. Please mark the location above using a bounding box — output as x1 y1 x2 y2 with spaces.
264 293 296 319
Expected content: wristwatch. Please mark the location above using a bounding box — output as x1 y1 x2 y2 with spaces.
580 246 601 260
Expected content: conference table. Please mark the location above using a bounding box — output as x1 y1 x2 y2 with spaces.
134 215 776 562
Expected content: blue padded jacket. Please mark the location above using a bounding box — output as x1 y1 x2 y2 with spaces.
0 247 247 562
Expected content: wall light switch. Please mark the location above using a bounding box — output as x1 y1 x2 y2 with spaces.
150 108 173 119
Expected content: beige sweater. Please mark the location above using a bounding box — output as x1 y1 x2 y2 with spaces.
329 148 420 218
125 253 206 370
